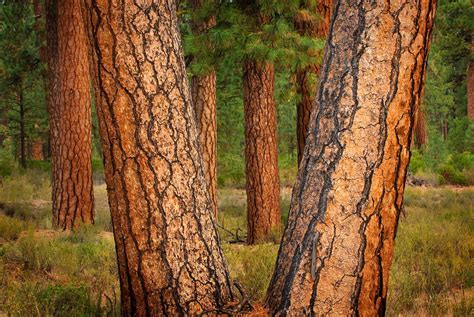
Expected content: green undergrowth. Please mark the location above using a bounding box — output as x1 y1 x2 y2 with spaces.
0 227 119 316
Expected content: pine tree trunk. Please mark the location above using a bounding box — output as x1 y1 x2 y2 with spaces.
295 0 333 165
30 139 44 160
191 0 218 217
46 0 94 230
33 0 48 161
414 106 427 148
192 73 218 217
243 60 281 244
468 60 474 121
266 0 436 315
19 89 26 169
82 0 233 314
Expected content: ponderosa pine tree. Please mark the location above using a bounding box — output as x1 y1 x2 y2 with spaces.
239 5 280 244
190 0 218 217
266 0 436 315
243 58 281 244
468 59 474 121
414 106 428 147
46 0 94 230
82 0 233 314
294 0 332 164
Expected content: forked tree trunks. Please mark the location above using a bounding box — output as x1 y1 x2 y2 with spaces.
82 0 233 314
266 0 436 315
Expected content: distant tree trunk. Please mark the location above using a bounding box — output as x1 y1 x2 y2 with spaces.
295 0 333 165
32 0 48 161
82 0 233 314
30 139 44 160
243 60 280 244
18 88 26 169
192 73 218 216
191 0 218 217
414 106 427 148
33 0 47 83
46 0 94 230
468 60 474 121
266 0 436 315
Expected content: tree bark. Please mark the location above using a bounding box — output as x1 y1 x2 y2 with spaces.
30 139 44 160
295 0 333 165
468 60 474 121
46 0 94 230
243 60 281 244
414 105 427 148
32 0 48 161
191 0 218 217
82 0 233 314
266 0 436 315
192 73 218 217
19 88 26 169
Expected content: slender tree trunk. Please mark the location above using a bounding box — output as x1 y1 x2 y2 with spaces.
30 139 44 160
266 0 436 315
243 60 281 244
19 89 26 169
414 105 427 148
82 0 233 314
46 0 94 230
192 73 218 217
191 0 218 217
468 60 474 121
295 0 333 165
32 0 48 161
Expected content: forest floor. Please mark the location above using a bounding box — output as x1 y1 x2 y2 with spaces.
0 172 472 316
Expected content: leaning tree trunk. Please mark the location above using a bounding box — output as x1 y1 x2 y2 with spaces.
46 0 94 230
82 0 233 314
295 0 333 165
191 0 218 217
266 0 436 315
243 60 281 244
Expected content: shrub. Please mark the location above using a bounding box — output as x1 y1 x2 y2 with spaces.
438 163 468 185
37 284 98 316
1 282 103 316
409 149 425 174
0 149 16 177
0 214 26 241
